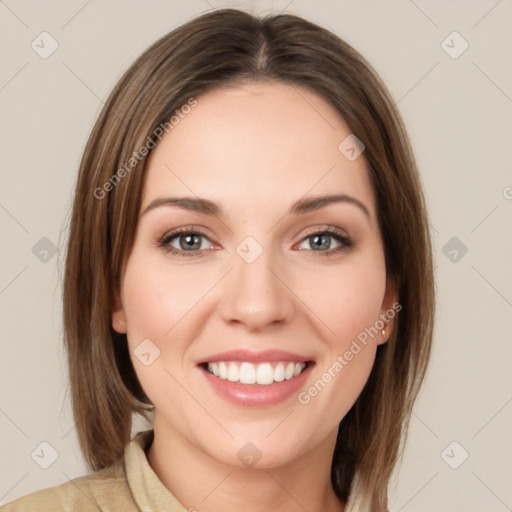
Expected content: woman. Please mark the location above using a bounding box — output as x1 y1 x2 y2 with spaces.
3 8 434 512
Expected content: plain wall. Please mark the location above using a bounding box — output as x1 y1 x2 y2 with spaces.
1 1 511 510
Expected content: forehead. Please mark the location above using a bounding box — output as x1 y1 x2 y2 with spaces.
142 81 375 217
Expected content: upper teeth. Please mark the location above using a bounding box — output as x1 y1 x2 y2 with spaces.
206 361 306 385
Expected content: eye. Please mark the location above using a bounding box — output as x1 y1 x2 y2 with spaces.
157 225 354 259
296 226 354 256
158 227 216 258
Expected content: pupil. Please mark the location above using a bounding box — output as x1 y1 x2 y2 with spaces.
180 234 201 250
312 234 330 250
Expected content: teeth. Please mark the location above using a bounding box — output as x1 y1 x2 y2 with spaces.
206 361 307 385
210 363 220 377
218 362 227 379
256 363 273 385
240 362 256 384
274 363 285 382
227 363 239 382
284 362 294 380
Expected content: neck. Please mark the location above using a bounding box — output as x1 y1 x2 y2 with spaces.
146 413 345 512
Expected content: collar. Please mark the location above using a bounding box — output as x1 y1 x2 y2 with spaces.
124 429 187 511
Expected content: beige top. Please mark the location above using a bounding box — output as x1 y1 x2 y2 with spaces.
1 430 359 511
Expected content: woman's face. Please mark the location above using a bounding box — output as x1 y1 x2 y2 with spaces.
113 81 396 468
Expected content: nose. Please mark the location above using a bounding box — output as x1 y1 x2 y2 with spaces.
218 246 295 331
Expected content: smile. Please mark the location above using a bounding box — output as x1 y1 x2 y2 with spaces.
204 361 308 385
197 349 315 407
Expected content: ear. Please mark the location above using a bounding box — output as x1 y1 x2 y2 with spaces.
377 278 399 346
112 288 127 334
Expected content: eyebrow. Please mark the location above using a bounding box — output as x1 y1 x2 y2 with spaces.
142 193 371 219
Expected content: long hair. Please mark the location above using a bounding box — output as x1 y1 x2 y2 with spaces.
62 9 435 510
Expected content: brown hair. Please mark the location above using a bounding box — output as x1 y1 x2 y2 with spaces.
63 8 434 510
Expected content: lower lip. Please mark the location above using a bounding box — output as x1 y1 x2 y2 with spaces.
199 364 314 407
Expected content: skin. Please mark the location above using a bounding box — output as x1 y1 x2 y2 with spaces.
112 81 397 512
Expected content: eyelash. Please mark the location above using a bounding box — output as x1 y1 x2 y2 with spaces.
157 225 355 259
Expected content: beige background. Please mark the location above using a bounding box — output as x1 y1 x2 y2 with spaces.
1 1 511 510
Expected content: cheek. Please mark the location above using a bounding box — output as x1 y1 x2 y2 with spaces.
121 252 215 343
296 254 387 347
293 253 386 414
119 249 230 403
120 252 206 403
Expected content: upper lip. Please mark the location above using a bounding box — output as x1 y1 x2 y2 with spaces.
196 349 314 365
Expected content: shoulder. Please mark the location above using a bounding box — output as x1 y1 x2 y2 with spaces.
1 462 137 512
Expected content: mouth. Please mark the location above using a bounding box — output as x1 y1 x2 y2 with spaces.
196 349 315 407
199 360 311 385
